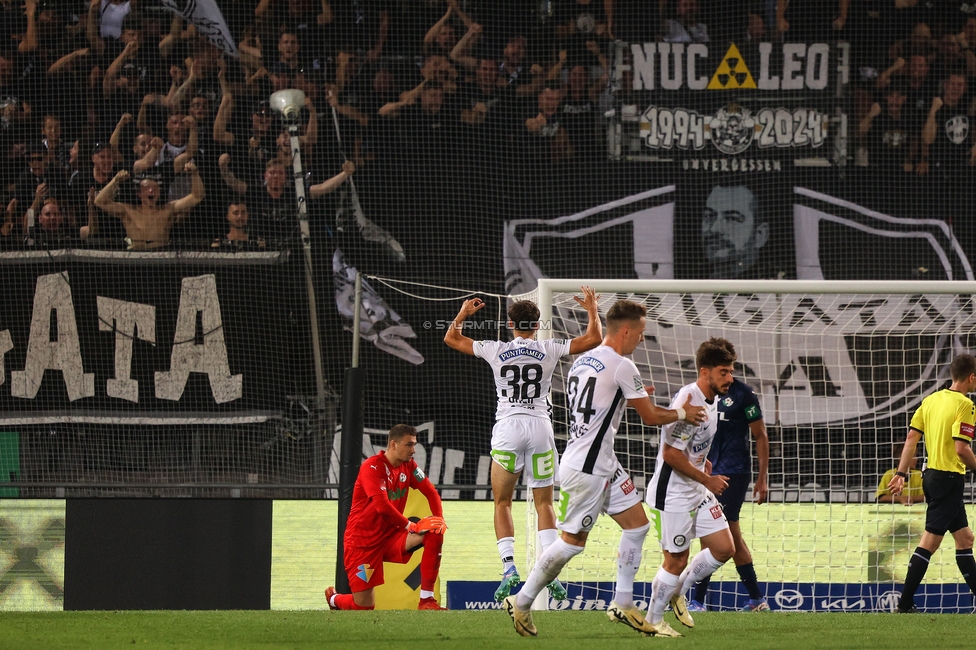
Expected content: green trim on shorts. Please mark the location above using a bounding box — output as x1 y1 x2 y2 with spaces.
491 449 517 474
530 449 555 480
647 507 663 541
556 488 570 523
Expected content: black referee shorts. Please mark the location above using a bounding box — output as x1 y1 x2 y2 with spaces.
922 469 969 536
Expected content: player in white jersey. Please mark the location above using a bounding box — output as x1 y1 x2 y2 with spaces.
500 300 707 638
444 287 603 602
644 338 737 634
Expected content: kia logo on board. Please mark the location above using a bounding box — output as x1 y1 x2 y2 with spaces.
774 589 804 609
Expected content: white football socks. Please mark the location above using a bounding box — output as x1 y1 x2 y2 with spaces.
614 523 649 608
678 548 725 595
497 536 516 573
515 539 583 610
537 527 558 554
647 567 680 624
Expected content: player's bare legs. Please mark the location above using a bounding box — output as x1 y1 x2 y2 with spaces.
531 484 567 600
492 470 558 536
662 549 691 575
492 462 522 600
492 462 520 541
915 527 974 554
533 485 556 530
729 521 752 565
491 463 565 601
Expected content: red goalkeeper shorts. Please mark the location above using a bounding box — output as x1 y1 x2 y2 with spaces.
344 529 412 592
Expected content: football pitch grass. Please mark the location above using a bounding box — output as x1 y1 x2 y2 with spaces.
1 610 973 649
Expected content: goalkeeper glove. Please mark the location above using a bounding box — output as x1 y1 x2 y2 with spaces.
406 515 448 535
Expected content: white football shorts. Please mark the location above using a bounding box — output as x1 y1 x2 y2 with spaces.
490 417 558 488
648 493 729 553
555 463 641 534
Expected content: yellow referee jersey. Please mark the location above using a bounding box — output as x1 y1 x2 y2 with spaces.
909 389 976 474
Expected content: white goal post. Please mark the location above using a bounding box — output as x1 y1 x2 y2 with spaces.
522 278 976 613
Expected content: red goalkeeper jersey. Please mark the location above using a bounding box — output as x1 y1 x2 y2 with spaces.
344 450 443 548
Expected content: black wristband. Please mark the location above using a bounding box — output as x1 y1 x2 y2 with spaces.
895 471 909 479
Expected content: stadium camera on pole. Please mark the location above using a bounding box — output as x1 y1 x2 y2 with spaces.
271 89 351 585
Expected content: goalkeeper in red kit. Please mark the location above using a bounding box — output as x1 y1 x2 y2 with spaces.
326 424 449 610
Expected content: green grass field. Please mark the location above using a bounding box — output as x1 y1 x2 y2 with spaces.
1 610 973 650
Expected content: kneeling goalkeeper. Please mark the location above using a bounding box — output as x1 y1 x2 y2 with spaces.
327 424 449 610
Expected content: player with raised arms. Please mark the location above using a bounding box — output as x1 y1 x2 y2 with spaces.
326 424 449 611
444 287 602 602
644 338 738 635
500 300 706 637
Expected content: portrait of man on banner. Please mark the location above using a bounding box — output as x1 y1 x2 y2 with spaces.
675 176 794 280
701 184 769 278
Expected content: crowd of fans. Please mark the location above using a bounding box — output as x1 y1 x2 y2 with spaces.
851 10 976 245
0 0 973 252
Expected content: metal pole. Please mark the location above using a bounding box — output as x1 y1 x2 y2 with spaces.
288 126 328 409
338 270 364 589
337 366 365 592
351 272 362 368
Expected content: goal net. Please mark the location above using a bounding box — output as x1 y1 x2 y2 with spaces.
525 278 976 613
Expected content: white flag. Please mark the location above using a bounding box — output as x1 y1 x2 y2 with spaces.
333 250 424 365
156 0 238 57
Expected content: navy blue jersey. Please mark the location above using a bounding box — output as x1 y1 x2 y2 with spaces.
707 378 763 476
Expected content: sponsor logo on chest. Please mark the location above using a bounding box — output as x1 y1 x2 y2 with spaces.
499 348 546 362
388 486 408 502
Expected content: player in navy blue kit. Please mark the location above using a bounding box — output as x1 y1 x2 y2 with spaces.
688 375 770 612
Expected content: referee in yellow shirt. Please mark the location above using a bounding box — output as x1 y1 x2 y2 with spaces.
888 353 976 613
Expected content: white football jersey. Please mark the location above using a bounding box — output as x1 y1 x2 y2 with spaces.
647 382 719 512
560 345 649 478
473 337 572 420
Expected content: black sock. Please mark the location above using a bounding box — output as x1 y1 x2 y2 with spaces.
900 547 932 609
955 548 976 596
693 575 711 604
736 562 763 600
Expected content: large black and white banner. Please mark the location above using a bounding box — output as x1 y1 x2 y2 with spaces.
609 41 847 165
793 188 973 282
0 251 299 425
504 186 677 295
506 182 972 289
